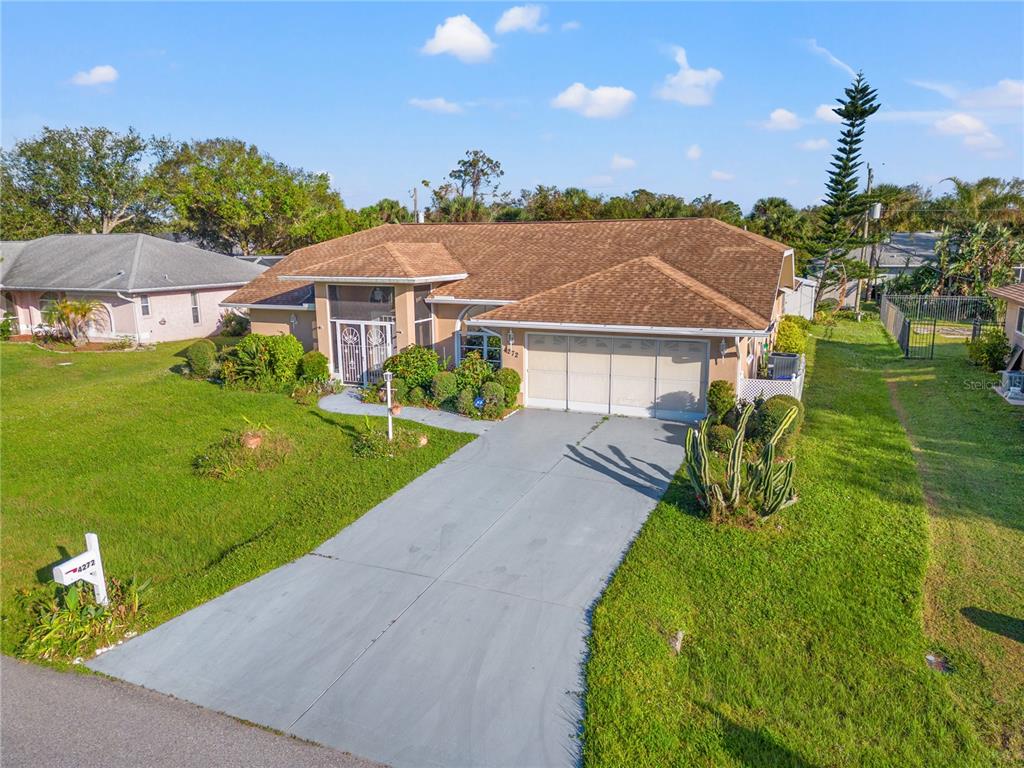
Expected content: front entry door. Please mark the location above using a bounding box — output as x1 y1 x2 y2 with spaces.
333 321 394 385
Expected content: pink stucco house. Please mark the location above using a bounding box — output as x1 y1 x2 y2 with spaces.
1 234 265 343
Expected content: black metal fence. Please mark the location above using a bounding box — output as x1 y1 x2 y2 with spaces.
880 294 1004 359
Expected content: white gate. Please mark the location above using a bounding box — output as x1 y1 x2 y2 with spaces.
332 320 394 384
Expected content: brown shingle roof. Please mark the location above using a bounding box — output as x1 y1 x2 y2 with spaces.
286 242 466 280
990 283 1024 303
225 219 791 327
473 256 770 330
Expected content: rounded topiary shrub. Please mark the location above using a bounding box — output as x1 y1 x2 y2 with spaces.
456 387 478 416
388 377 409 403
298 350 330 383
383 345 441 389
753 394 804 451
707 423 736 454
185 339 217 379
455 352 492 392
773 318 807 355
492 368 521 408
480 380 506 408
431 370 458 405
407 385 427 406
706 379 736 424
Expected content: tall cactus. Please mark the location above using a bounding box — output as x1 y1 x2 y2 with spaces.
683 402 799 520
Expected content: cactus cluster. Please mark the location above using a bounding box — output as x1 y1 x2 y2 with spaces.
683 403 799 520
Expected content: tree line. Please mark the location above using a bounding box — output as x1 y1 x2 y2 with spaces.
2 72 1021 296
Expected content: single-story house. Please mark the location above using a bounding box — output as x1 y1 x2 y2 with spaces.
223 219 797 421
0 234 266 343
854 232 941 282
989 282 1024 403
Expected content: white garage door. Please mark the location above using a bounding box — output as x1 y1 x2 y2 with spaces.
525 334 708 421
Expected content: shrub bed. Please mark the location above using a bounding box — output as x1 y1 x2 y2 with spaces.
185 339 217 378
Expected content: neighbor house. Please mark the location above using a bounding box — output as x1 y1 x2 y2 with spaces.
990 282 1024 403
1 234 266 343
223 219 797 421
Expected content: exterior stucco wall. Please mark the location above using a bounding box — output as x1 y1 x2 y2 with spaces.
249 308 316 350
6 289 135 339
135 288 238 342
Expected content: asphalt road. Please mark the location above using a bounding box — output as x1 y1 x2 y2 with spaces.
0 657 384 768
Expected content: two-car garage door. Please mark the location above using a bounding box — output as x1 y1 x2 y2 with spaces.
525 334 709 421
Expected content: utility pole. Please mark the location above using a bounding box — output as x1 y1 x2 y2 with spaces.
410 186 419 222
860 164 874 308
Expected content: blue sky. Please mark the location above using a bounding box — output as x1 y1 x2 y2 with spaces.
3 2 1022 211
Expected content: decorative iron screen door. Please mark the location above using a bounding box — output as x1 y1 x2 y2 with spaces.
333 321 394 384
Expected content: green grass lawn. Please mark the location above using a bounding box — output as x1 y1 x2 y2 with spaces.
885 332 1024 762
0 340 473 656
583 320 995 767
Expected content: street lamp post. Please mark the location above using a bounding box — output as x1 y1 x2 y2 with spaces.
383 371 394 442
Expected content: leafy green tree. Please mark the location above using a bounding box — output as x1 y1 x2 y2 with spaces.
361 198 412 224
153 138 353 254
601 189 690 219
448 150 504 203
934 222 1024 295
810 73 881 306
0 126 162 236
689 194 744 226
934 177 1024 230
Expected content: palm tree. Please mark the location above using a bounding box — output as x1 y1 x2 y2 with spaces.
938 177 1024 228
43 298 105 344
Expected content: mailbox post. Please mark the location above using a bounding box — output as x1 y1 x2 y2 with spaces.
383 371 394 442
52 532 108 606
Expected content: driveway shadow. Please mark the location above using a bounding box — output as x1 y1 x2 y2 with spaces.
563 444 671 500
961 607 1024 644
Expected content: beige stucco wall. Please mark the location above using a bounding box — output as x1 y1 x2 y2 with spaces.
249 308 316 350
136 288 238 343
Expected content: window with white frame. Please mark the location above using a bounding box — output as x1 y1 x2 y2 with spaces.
414 285 433 347
140 294 151 317
38 291 60 323
460 329 503 368
190 291 200 324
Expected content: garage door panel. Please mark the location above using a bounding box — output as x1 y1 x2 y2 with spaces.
568 336 610 409
526 335 568 409
610 338 656 415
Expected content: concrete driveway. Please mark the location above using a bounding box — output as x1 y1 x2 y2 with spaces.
90 410 685 768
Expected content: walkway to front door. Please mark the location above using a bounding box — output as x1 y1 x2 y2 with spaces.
89 411 685 768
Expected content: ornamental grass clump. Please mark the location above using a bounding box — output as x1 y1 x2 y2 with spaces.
683 402 799 524
193 418 293 479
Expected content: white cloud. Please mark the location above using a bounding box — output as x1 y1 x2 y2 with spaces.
934 112 987 135
805 39 855 77
656 47 722 106
959 79 1024 109
934 112 1003 152
686 144 702 160
408 97 463 114
710 170 734 182
561 20 581 31
496 5 547 34
762 108 802 131
585 174 614 188
422 15 495 63
798 138 829 151
70 64 118 86
908 79 959 100
551 82 636 119
610 153 635 170
815 104 842 124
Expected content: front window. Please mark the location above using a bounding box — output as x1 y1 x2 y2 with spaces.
414 285 433 347
461 330 502 368
140 294 151 317
190 291 200 324
39 291 60 321
1017 307 1024 335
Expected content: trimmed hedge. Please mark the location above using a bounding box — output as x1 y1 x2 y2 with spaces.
298 351 330 383
454 351 492 392
752 394 804 453
774 318 807 355
383 345 441 389
185 339 217 379
492 368 521 408
431 371 458 404
456 387 478 416
706 380 736 424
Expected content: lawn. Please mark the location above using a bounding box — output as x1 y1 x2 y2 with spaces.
886 331 1024 762
583 320 995 767
0 340 473 657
